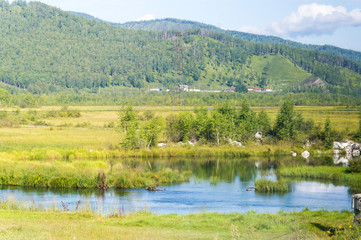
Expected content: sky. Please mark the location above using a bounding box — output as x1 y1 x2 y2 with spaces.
21 0 361 51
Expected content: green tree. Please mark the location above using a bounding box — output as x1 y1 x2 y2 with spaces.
235 83 248 93
273 99 295 140
322 118 333 149
141 116 165 149
166 111 194 142
119 105 138 149
0 88 10 107
237 98 258 141
257 109 271 134
354 109 361 141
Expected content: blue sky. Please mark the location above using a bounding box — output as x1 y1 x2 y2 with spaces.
30 0 361 51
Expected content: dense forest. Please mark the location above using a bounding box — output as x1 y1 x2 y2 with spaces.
0 1 360 107
118 18 361 64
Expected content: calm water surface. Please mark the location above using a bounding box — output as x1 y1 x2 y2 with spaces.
0 158 353 215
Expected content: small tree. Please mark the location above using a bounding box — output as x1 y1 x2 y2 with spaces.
141 117 165 149
322 118 334 149
257 110 271 134
354 109 361 141
273 99 295 140
119 105 138 150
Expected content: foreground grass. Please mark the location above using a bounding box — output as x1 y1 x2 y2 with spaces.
0 209 358 239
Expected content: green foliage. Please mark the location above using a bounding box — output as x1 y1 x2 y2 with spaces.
0 159 189 189
141 116 165 148
119 106 139 150
273 99 296 140
322 118 334 149
119 17 361 63
166 111 194 142
235 83 248 93
237 98 258 141
257 110 271 134
354 110 361 141
0 2 360 96
278 166 361 191
349 159 361 173
255 178 290 193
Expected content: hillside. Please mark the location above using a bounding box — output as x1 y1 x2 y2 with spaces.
0 1 360 95
118 18 361 64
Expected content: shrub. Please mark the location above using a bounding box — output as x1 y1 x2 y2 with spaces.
349 159 361 173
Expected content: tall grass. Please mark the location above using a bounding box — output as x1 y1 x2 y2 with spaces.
0 159 191 189
255 178 290 193
278 166 361 190
0 146 255 161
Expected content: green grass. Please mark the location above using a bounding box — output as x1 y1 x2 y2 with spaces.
0 159 190 189
0 105 358 159
0 207 358 239
255 178 290 193
278 166 361 191
247 54 312 88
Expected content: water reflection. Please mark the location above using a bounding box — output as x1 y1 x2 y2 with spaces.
0 156 354 215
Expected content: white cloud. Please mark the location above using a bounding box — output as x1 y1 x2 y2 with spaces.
136 14 156 21
270 3 361 37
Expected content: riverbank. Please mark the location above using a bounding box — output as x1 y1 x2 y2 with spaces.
0 143 334 161
0 208 358 239
0 158 191 189
278 166 361 191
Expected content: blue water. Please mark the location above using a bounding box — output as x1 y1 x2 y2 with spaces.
0 177 352 215
0 158 354 215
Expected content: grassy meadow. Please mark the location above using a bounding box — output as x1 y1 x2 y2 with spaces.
0 105 358 153
0 207 359 240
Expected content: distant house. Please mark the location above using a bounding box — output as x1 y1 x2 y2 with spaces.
150 88 163 92
253 87 261 92
263 88 273 92
178 85 189 92
224 88 235 92
189 89 201 92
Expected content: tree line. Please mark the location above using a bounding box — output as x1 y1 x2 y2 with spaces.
118 99 341 150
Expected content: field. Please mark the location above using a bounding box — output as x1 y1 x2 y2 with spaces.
0 105 358 153
0 208 358 239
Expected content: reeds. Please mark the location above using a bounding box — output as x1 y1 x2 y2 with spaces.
0 159 190 189
255 178 290 193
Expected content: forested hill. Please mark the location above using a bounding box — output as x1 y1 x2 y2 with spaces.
0 1 361 95
118 18 361 64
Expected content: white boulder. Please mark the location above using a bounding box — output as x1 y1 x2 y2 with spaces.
301 151 310 159
255 132 263 139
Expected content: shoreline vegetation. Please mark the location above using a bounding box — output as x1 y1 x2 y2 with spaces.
0 144 332 161
0 199 359 239
255 178 290 193
278 166 361 191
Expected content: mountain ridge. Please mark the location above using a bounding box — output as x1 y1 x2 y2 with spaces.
68 12 361 63
0 1 360 95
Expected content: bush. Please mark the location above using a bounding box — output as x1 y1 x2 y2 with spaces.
349 159 361 173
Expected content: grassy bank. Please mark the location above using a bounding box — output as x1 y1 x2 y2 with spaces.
0 207 358 239
278 166 361 190
0 159 190 189
0 143 304 161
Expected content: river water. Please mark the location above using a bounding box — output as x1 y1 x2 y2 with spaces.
0 157 353 215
